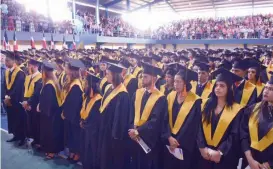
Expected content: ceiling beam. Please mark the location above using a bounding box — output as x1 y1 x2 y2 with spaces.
104 0 123 7
129 0 163 12
165 0 178 13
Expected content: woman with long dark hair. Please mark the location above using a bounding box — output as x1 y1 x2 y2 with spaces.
80 72 102 169
38 61 64 159
163 66 202 169
61 58 84 163
197 68 244 169
97 62 130 169
240 75 273 169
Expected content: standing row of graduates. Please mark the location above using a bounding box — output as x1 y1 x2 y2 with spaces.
2 47 273 169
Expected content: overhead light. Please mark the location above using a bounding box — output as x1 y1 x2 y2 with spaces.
229 0 232 1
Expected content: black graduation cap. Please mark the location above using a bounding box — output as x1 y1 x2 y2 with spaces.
107 62 125 73
142 62 162 77
67 58 85 70
165 68 176 77
194 54 208 63
218 59 232 70
28 58 42 66
119 59 131 69
42 60 57 71
141 56 152 63
268 71 273 84
176 64 198 82
86 72 101 84
195 61 210 72
179 55 190 62
100 56 119 64
232 58 248 70
151 54 161 62
211 68 243 83
247 58 267 71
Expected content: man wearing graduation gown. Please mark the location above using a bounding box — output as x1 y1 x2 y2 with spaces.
21 58 43 146
129 54 143 78
80 73 102 169
191 62 213 99
163 65 202 169
4 53 26 146
240 76 273 169
159 67 175 96
55 57 66 89
128 62 168 169
120 59 138 99
231 59 257 107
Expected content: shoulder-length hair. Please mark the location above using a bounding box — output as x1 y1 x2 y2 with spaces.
42 69 61 96
202 74 234 124
64 68 81 92
110 71 123 87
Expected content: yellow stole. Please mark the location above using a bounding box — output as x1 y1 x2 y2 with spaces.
62 79 83 105
157 62 164 69
203 103 242 147
134 88 163 126
240 81 256 106
249 103 273 152
167 91 200 134
201 82 213 99
80 94 102 120
89 67 95 73
160 84 166 94
99 77 107 91
256 82 265 97
124 74 134 88
5 66 22 90
24 73 42 98
58 71 66 87
132 66 142 78
99 83 127 113
191 81 197 93
43 80 62 106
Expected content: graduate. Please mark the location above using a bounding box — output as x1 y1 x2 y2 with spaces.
119 59 138 99
240 74 273 169
191 62 213 99
21 58 43 147
61 58 84 163
97 62 130 169
80 72 102 169
38 61 64 159
159 67 175 96
129 54 143 78
163 65 202 169
231 59 257 107
246 59 266 102
128 62 168 169
4 52 26 146
197 68 244 169
55 56 67 89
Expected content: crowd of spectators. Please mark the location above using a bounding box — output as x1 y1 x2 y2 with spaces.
1 0 273 39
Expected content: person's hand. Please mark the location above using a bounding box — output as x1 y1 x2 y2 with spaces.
61 113 65 120
128 129 139 141
261 162 271 169
36 104 40 112
80 121 84 129
200 147 210 160
210 150 222 163
168 136 180 152
22 101 28 109
26 105 31 111
248 159 262 169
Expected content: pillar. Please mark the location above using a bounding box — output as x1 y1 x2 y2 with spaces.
172 44 177 50
96 0 100 25
127 0 130 11
243 44 247 49
204 44 209 50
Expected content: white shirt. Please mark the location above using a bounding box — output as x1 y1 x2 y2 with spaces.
9 66 15 72
31 71 40 78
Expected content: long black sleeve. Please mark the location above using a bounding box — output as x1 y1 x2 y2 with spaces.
27 79 43 107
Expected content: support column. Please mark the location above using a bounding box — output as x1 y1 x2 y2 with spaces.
96 0 100 25
204 44 209 50
163 44 166 49
46 0 50 18
243 44 247 49
172 44 177 50
72 0 76 21
105 7 109 18
127 43 132 49
127 0 130 11
96 42 103 49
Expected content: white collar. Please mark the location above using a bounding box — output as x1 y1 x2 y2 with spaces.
31 71 40 78
9 66 15 72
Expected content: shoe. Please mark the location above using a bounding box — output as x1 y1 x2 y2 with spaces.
17 140 25 146
6 137 18 142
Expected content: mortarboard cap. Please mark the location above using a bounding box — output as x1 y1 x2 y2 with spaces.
107 62 125 73
67 58 85 70
86 72 101 84
176 64 198 82
42 60 57 71
232 58 248 70
119 59 131 69
142 62 162 77
211 68 242 84
218 59 232 70
195 62 210 72
28 58 42 66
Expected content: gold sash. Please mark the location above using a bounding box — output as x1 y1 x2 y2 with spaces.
124 74 134 88
44 80 62 106
80 94 102 120
132 67 142 78
99 83 127 113
24 73 42 98
62 79 83 105
134 88 163 126
5 66 22 90
249 103 273 152
99 77 107 91
58 71 66 87
240 81 256 106
191 81 197 93
201 82 213 99
203 103 242 147
160 84 166 94
256 82 265 97
167 91 199 134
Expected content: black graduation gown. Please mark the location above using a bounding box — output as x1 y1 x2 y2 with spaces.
97 87 130 169
240 103 273 168
62 85 83 153
197 106 244 169
99 78 109 95
195 83 207 97
233 80 257 107
39 84 64 153
24 78 43 143
163 95 202 169
5 69 25 139
80 97 101 169
125 77 138 99
129 91 168 169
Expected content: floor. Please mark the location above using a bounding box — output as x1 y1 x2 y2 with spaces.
1 114 82 169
